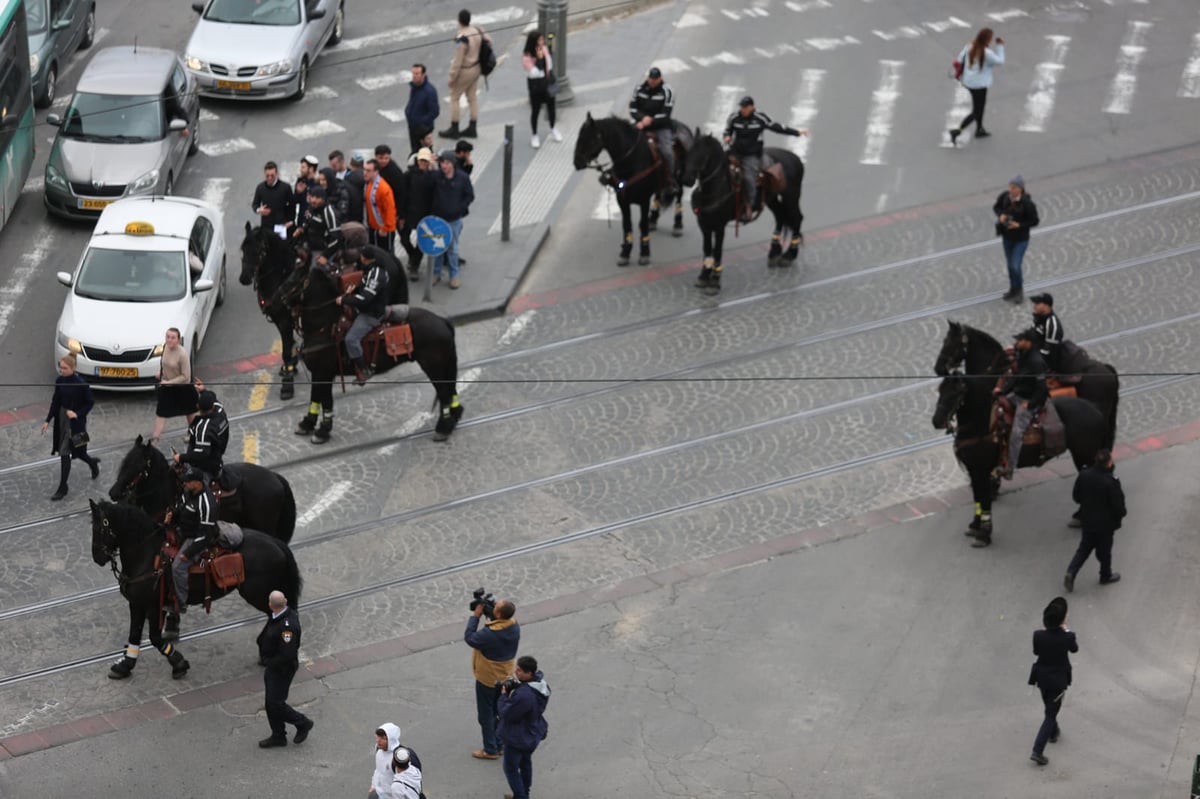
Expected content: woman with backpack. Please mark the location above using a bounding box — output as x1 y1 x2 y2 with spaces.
950 27 1005 146
439 9 492 141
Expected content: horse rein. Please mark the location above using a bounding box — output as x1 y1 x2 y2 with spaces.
98 514 167 597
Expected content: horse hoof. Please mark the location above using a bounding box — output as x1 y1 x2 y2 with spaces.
617 257 631 266
703 285 721 296
672 226 683 238
767 256 780 268
638 256 651 266
432 430 450 442
775 258 794 269
279 387 295 401
311 432 331 445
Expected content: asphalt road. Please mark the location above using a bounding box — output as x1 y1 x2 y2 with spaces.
1 0 1200 796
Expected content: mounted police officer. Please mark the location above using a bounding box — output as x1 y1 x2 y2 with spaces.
164 466 218 642
337 246 391 385
1030 293 1064 373
722 96 806 223
629 66 676 192
174 389 229 483
993 329 1049 481
293 184 342 267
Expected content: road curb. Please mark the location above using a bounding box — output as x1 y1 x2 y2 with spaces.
3 417 1198 758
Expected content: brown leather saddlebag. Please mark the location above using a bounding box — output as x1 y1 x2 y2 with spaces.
339 269 362 294
210 553 246 590
384 323 414 358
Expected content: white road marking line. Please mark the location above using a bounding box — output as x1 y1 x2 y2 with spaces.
1179 32 1200 98
21 176 44 194
357 70 413 92
693 51 747 67
0 223 51 337
704 84 745 137
283 120 347 140
940 83 972 148
378 109 406 123
199 177 232 209
591 189 614 221
1104 20 1151 114
786 0 832 12
652 57 691 74
875 193 888 213
497 312 536 347
987 9 1028 22
199 108 220 122
296 480 353 527
676 11 707 27
873 25 923 41
748 6 769 16
340 6 526 51
805 35 859 51
788 68 824 160
721 9 740 20
198 137 256 157
753 43 801 59
304 85 339 100
92 27 109 48
860 60 903 165
1019 36 1071 132
924 17 970 33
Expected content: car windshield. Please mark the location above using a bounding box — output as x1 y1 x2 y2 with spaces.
203 0 301 25
75 249 188 302
60 93 164 142
26 0 49 34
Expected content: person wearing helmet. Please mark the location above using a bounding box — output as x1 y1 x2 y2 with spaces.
722 95 807 223
164 466 218 642
174 389 229 483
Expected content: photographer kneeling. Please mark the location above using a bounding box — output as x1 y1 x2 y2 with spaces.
464 596 520 760
498 655 551 799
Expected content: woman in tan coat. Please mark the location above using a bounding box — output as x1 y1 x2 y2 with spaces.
439 9 491 140
150 327 198 443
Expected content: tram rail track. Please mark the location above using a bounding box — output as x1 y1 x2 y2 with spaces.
1 369 1192 689
3 229 1200 541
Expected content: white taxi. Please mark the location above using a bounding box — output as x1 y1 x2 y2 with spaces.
54 196 227 390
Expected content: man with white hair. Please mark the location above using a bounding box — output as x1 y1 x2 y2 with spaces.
258 590 314 747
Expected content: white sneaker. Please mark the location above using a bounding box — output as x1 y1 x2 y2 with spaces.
531 133 541 149
550 127 563 143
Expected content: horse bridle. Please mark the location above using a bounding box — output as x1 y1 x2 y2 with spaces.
96 513 164 596
690 149 737 214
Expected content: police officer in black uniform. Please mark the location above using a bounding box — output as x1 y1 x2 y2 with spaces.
337 247 391 385
258 589 314 747
293 185 342 267
993 329 1050 483
174 389 229 483
629 66 676 190
164 466 218 642
1030 293 1064 373
722 96 806 222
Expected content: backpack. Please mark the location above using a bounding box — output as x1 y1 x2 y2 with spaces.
478 34 497 76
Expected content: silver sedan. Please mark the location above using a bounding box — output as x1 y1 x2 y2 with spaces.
184 0 345 101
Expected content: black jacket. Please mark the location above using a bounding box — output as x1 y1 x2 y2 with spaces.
404 165 435 222
1031 627 1077 693
993 191 1040 243
251 179 293 228
343 259 389 318
426 166 474 222
319 168 351 222
259 606 302 672
380 160 408 222
302 202 342 255
629 81 675 130
179 404 229 477
1033 310 1064 369
344 169 366 225
1072 465 1127 533
723 110 798 157
1000 347 1049 409
46 373 94 455
177 486 218 543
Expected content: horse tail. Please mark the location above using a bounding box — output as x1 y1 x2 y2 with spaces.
281 542 303 608
276 475 297 544
1106 364 1120 450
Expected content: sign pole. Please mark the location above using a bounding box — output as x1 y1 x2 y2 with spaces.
537 0 574 106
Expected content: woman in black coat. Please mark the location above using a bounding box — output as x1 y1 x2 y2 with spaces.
41 353 100 500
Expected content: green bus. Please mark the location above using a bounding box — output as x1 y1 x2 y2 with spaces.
0 0 35 232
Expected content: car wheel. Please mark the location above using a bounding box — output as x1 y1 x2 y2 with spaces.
164 173 174 196
188 119 200 157
329 3 344 45
291 58 309 101
215 257 227 307
80 6 96 49
34 63 56 109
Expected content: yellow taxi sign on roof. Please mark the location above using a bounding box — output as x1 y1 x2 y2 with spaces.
124 221 155 236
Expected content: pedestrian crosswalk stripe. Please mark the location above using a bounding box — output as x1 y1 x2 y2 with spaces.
675 11 706 27
199 177 231 210
987 9 1029 23
283 120 347 140
357 70 413 92
860 60 903 166
1020 36 1071 133
653 58 691 74
941 84 972 148
199 109 220 122
198 137 255 157
693 51 747 67
704 84 745 138
304 85 339 101
1104 20 1151 115
1180 32 1200 98
338 6 526 52
378 109 406 123
788 69 824 161
786 0 832 12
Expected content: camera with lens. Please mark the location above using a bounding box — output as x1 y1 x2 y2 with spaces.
496 676 521 693
470 588 497 619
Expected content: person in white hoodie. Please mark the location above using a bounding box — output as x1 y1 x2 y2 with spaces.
950 27 1005 146
369 722 403 799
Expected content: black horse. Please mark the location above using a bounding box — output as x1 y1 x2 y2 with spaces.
573 114 692 266
934 321 1119 449
91 500 302 680
279 265 462 444
681 132 805 293
238 222 303 400
930 330 1109 548
109 436 297 543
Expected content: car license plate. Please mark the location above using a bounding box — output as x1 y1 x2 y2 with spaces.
97 366 137 378
216 80 251 90
78 198 111 210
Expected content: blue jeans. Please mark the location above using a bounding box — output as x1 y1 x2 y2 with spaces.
1003 238 1029 293
433 217 464 280
475 680 501 755
502 746 534 799
344 312 381 361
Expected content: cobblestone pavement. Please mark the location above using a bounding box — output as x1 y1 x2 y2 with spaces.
4 147 1200 737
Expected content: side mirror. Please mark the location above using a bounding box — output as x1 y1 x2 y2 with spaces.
308 8 325 20
193 278 214 293
169 118 188 132
56 271 73 287
46 113 62 126
191 1 205 13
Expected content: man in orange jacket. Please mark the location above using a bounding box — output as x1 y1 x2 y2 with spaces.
363 158 397 253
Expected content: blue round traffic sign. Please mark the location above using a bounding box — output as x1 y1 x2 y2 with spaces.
416 215 452 256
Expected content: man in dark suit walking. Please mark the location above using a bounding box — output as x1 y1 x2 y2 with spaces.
1029 597 1077 765
1065 448 1125 591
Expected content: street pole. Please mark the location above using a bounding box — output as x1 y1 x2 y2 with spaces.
537 0 574 106
501 123 513 242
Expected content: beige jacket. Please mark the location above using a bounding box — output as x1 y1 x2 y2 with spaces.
449 24 490 86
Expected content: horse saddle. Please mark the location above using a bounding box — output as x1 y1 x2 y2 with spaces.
990 397 1067 461
1050 340 1090 386
728 155 786 209
211 464 242 499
